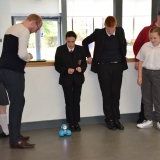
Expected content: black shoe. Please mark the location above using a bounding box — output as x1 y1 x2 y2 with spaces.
75 124 81 132
114 119 124 130
137 118 146 124
69 125 75 132
105 119 117 130
0 132 9 138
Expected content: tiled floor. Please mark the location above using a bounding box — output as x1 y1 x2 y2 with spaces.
0 121 160 160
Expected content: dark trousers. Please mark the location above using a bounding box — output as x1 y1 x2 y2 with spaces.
62 81 82 125
97 63 123 120
0 69 25 144
139 99 145 120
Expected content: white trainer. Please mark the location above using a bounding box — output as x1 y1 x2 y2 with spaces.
137 120 153 128
157 122 160 130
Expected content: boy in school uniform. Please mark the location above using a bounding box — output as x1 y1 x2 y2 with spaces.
55 31 87 132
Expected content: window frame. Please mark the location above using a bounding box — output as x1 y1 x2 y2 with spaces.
11 16 62 60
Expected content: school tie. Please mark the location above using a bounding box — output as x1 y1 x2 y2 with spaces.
70 50 72 53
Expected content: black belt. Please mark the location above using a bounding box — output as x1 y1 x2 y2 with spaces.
98 61 120 65
143 68 160 72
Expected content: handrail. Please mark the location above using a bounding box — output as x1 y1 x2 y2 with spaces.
26 58 135 67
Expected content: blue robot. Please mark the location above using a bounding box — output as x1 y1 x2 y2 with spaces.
59 124 72 137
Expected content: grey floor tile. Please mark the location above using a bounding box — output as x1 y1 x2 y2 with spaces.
0 121 160 160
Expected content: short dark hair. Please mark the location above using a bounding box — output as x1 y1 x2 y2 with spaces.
158 11 160 15
65 31 77 39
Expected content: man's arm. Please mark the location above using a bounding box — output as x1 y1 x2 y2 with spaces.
134 62 139 70
18 29 31 61
82 30 97 64
137 61 143 86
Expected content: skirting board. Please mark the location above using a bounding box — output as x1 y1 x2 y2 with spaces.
0 113 140 132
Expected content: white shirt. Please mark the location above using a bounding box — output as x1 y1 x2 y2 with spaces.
106 30 116 36
136 42 160 70
67 47 75 52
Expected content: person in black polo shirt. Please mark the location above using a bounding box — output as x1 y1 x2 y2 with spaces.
82 16 128 130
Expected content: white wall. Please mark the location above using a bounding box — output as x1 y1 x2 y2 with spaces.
11 0 59 16
23 63 141 122
0 0 12 54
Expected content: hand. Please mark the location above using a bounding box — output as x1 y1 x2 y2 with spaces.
76 67 82 72
68 68 74 74
137 77 142 86
87 57 92 64
28 53 33 59
134 62 139 70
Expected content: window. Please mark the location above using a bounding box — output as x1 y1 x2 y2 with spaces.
12 16 61 60
67 0 113 57
122 0 151 58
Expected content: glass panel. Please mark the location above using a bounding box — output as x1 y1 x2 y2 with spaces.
134 16 151 38
40 20 58 60
67 0 113 57
67 17 72 31
72 17 94 55
94 17 104 29
72 17 87 46
122 0 151 58
94 0 113 16
122 17 134 58
86 18 94 56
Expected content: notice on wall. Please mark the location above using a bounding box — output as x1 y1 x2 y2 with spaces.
0 19 2 42
0 29 2 42
40 27 44 37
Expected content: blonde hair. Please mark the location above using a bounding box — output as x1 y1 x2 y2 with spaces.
104 16 117 27
26 14 42 25
149 26 160 36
